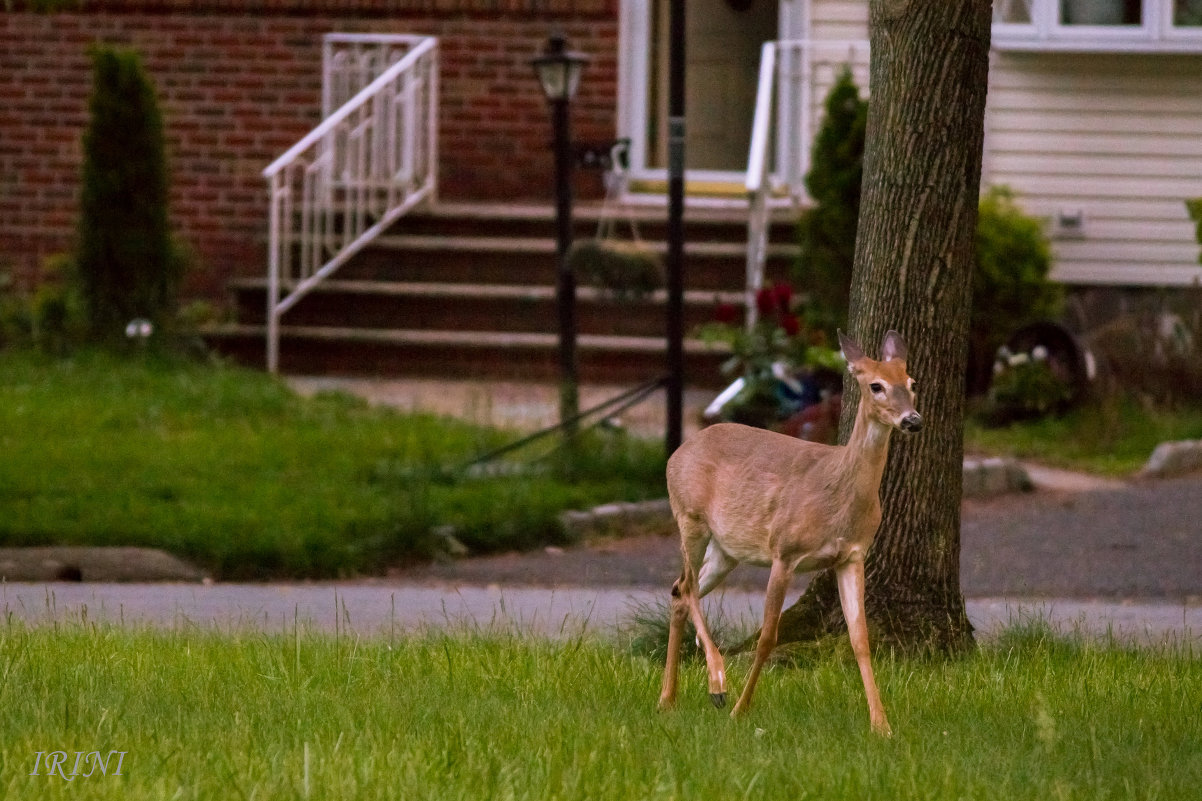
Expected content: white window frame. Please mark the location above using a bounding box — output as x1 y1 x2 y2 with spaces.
992 0 1202 52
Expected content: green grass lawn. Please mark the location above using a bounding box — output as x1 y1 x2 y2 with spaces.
0 621 1197 800
0 350 667 579
965 394 1202 476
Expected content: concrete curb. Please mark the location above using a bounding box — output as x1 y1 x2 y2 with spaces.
559 499 673 542
1139 439 1202 479
962 457 1033 498
0 547 208 583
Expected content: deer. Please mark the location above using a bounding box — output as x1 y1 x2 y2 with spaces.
657 329 922 736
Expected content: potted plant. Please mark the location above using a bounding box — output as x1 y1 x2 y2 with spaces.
697 282 843 432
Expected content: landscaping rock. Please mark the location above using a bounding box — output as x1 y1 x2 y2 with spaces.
430 525 470 560
962 457 1033 498
1139 439 1202 479
558 499 673 542
0 547 207 583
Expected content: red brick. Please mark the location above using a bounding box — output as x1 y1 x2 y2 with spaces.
3 9 619 297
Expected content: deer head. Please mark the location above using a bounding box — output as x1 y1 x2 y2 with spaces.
838 329 923 434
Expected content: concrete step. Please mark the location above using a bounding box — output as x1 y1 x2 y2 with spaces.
390 201 802 245
336 234 796 292
204 324 732 387
231 279 744 338
225 200 796 381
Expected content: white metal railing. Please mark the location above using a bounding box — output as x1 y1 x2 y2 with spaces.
263 34 438 372
745 39 869 329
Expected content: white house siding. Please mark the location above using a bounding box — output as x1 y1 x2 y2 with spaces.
804 0 870 88
984 52 1202 286
796 1 1202 287
807 0 868 42
789 0 870 191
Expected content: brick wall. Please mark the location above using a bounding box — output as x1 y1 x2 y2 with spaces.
0 2 619 297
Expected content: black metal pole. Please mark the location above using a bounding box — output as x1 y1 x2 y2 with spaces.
665 0 686 455
552 94 579 435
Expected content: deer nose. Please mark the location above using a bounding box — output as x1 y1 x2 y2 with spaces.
900 412 923 433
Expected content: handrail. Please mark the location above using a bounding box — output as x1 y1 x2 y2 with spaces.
321 34 430 118
264 40 436 179
744 41 777 330
744 38 869 331
745 42 778 200
264 35 438 372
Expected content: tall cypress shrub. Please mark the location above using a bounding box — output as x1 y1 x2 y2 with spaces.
795 68 868 339
77 46 179 341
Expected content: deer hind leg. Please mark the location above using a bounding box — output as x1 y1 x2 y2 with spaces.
659 516 728 709
658 514 702 710
688 540 738 706
658 571 688 709
731 556 794 718
835 559 892 736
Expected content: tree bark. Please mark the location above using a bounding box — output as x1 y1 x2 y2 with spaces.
772 0 992 653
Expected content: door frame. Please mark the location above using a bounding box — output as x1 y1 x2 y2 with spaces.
616 0 808 190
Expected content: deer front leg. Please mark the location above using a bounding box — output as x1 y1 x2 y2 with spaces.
684 581 728 707
730 557 793 718
835 558 892 736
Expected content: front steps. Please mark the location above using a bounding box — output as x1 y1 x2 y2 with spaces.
207 201 801 387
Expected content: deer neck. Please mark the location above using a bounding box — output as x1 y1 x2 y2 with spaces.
834 401 893 497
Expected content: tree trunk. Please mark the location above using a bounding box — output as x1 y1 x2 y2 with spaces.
772 0 992 653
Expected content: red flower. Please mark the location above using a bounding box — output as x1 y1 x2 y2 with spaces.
773 282 794 313
713 302 739 325
755 286 776 318
781 314 801 337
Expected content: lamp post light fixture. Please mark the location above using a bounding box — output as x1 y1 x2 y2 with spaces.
532 31 589 436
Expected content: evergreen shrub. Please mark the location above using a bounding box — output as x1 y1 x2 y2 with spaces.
77 45 182 343
794 67 867 339
970 186 1062 394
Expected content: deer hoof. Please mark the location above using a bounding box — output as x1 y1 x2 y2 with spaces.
709 692 726 709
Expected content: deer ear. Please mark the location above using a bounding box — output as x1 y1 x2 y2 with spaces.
881 329 908 362
838 329 865 369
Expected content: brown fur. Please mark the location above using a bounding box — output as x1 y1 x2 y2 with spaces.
657 330 921 736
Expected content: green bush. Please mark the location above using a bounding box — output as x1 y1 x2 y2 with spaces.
77 45 182 343
969 187 1062 394
30 253 89 355
794 68 867 338
1187 198 1202 263
981 352 1074 425
0 270 33 349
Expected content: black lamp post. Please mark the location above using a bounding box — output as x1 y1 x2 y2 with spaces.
532 32 589 435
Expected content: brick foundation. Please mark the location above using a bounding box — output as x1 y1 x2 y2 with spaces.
0 2 619 296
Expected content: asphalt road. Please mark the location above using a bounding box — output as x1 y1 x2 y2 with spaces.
396 472 1202 601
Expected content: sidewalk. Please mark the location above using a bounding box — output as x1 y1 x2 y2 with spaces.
2 581 1197 645
287 375 716 440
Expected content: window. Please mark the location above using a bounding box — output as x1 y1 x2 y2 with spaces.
993 0 1202 50
1062 0 1141 26
1177 0 1202 26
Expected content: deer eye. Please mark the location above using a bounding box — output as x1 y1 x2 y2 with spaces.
909 380 918 393
869 382 884 394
